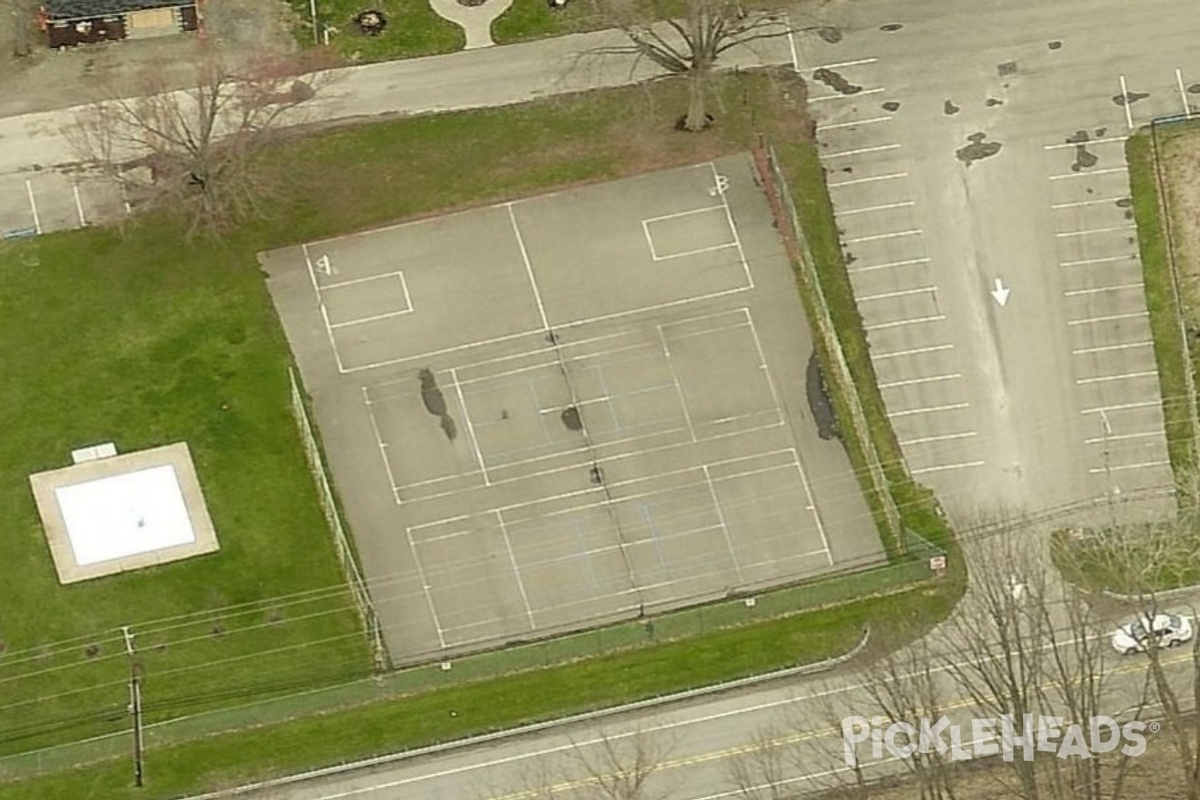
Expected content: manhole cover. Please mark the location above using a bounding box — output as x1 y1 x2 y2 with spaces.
997 61 1018 77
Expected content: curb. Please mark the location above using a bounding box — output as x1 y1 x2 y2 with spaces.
183 628 871 799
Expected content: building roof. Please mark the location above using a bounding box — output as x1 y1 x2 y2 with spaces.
44 0 193 20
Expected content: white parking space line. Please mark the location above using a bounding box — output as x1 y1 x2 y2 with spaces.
1073 340 1153 355
1075 370 1159 385
1044 136 1129 150
899 431 978 446
829 172 908 188
844 229 922 244
857 286 936 302
911 460 986 476
820 116 894 131
823 143 900 158
888 401 970 418
864 314 945 331
879 373 961 389
874 343 954 359
851 257 931 273
840 201 915 216
1061 254 1136 267
1064 283 1144 297
811 57 879 70
1049 166 1128 181
1119 75 1135 129
810 88 887 103
1084 430 1164 445
1067 311 1149 326
1177 69 1193 117
1051 197 1129 210
1089 460 1170 475
1055 225 1136 238
1082 399 1161 414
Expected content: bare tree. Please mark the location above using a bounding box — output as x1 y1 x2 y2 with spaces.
68 44 328 237
586 0 820 131
726 725 795 800
567 726 678 800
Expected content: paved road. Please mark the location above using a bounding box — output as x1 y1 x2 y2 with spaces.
797 0 1194 526
0 27 791 237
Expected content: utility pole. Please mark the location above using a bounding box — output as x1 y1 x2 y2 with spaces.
122 626 145 788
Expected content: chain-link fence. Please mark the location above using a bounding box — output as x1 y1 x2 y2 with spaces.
288 367 390 673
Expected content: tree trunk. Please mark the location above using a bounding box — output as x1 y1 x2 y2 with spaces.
684 65 708 132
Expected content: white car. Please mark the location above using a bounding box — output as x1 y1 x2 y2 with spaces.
1111 613 1194 655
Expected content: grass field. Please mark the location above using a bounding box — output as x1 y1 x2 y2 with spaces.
0 69 963 797
0 230 370 755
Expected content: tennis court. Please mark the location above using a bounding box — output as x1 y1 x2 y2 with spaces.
262 157 883 663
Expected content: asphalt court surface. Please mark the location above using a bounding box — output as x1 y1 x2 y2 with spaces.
263 157 883 662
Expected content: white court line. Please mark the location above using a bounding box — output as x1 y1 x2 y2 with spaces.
1066 310 1149 326
1061 254 1136 267
1073 340 1153 355
1119 75 1134 130
828 172 908 188
822 142 899 158
850 256 930 273
321 270 404 291
319 304 346 373
874 343 954 360
710 162 754 290
1089 460 1170 475
329 309 412 329
1051 197 1130 210
787 453 833 566
1043 136 1129 150
302 242 345 372
1064 283 1143 297
702 465 745 583
72 184 86 226
843 229 921 244
879 373 961 390
507 202 549 330
1085 430 1164 445
857 286 936 302
819 116 893 131
888 402 969 418
911 460 985 476
839 201 915 216
1178 68 1193 118
404 527 446 649
657 326 698 443
899 431 978 446
1049 166 1128 181
864 314 945 331
1075 370 1159 385
809 87 887 102
642 205 727 226
1055 225 1136 238
362 387 401 494
450 368 490 485
743 307 785 425
495 511 537 630
653 242 737 262
785 11 799 72
342 286 752 374
1081 399 1160 414
812 57 879 70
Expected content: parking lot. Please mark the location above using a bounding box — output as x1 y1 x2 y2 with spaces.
263 157 882 662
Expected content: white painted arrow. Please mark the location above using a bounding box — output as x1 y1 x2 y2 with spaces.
990 278 1011 307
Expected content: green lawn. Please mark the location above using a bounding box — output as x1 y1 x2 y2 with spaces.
0 230 369 755
0 69 962 797
1126 131 1196 491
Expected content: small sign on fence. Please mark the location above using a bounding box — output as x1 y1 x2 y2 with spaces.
929 555 947 575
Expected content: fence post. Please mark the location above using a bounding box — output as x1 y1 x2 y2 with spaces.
752 141 905 552
289 368 392 673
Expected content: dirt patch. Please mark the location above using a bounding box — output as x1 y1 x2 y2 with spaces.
0 0 299 117
1162 130 1200 322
